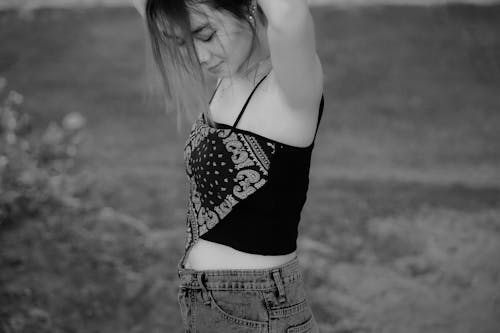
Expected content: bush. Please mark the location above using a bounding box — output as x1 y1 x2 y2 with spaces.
0 77 89 226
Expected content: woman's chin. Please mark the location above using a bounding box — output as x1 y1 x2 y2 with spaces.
204 68 223 77
207 71 230 80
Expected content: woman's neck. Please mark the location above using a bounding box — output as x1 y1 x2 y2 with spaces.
233 21 272 83
241 55 272 82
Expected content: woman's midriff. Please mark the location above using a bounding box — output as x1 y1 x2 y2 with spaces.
184 238 297 270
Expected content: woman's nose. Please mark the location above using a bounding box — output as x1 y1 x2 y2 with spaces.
193 40 210 65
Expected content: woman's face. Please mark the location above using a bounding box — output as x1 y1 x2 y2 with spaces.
185 4 256 78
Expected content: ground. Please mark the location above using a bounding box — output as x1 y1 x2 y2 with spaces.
0 4 499 333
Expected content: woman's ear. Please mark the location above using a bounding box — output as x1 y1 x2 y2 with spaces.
131 0 146 17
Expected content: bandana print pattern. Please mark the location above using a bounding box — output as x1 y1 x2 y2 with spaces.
183 113 276 252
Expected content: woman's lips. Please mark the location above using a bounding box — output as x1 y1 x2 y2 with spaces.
208 62 222 71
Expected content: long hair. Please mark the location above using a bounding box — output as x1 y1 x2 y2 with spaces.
143 0 265 134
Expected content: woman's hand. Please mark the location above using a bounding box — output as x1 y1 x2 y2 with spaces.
130 0 146 17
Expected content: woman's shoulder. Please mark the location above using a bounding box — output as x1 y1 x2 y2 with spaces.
210 68 323 148
263 70 323 145
240 70 322 148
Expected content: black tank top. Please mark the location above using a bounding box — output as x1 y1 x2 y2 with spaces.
183 73 324 255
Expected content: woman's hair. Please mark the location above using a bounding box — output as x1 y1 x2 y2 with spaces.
143 0 265 134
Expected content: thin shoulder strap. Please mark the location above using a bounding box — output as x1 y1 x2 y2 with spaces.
209 78 223 106
313 94 325 139
232 73 269 129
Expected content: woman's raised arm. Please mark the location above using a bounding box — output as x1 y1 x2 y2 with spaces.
256 0 323 111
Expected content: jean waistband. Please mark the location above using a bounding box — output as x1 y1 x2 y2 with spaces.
177 254 302 292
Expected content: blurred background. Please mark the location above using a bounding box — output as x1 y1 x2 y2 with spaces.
1 0 499 332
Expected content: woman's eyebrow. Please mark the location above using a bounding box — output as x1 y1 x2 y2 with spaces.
161 23 210 41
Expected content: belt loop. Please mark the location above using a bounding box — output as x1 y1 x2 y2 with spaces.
197 272 211 305
271 270 287 303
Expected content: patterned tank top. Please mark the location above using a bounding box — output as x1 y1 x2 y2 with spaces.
182 73 324 259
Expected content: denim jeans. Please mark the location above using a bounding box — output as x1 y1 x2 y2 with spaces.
176 253 320 333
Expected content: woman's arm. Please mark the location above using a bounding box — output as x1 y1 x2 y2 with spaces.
256 0 323 110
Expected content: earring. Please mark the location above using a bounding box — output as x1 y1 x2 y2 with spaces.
248 4 256 22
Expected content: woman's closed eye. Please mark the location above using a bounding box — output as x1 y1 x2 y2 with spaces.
199 32 216 42
171 32 215 46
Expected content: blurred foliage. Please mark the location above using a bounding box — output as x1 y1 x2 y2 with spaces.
0 76 91 226
0 77 179 333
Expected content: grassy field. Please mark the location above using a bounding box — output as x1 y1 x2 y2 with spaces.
1 4 500 333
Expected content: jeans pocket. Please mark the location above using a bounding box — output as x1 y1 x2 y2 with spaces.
263 287 318 333
286 315 318 333
262 284 309 316
267 299 318 333
206 289 269 329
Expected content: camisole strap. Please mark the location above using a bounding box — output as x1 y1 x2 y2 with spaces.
313 94 325 139
232 73 270 129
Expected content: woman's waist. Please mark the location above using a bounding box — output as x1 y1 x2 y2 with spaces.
184 238 297 270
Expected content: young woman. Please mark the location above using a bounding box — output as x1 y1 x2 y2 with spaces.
133 0 324 331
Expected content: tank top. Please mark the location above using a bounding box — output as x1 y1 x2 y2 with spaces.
183 73 324 255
